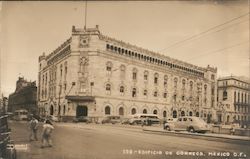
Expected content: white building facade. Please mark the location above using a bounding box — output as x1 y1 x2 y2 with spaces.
38 26 217 122
217 76 250 127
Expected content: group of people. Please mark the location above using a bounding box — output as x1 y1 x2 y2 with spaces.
29 116 54 148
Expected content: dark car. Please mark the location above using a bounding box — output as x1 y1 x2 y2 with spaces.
101 116 121 124
73 116 91 123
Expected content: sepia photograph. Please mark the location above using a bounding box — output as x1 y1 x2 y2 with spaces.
0 0 249 159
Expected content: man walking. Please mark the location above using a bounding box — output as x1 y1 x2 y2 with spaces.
41 120 54 148
29 116 38 141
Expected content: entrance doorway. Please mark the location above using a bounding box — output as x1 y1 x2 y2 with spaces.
76 105 88 117
50 105 54 115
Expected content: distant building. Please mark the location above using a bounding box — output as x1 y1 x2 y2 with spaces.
217 76 250 127
8 77 37 115
38 26 217 122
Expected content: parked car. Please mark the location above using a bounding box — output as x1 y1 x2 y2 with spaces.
129 114 160 125
73 116 91 123
101 116 121 124
48 115 59 122
164 116 209 133
121 118 130 125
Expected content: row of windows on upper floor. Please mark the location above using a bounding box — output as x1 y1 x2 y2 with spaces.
106 44 205 77
104 83 206 102
220 80 250 89
106 62 211 93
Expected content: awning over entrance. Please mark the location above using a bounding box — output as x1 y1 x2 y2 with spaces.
65 96 95 102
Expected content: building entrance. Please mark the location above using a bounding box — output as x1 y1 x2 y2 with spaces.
76 105 88 117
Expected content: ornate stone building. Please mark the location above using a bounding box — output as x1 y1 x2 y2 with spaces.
8 77 37 114
38 26 217 122
217 76 250 127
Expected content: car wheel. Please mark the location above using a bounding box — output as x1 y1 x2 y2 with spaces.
188 127 195 133
165 126 171 131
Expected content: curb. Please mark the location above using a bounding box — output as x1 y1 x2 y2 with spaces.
143 128 250 142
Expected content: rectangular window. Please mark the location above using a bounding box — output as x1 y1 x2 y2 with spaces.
133 72 137 80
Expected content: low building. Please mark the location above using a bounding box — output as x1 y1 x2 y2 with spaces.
38 26 217 122
217 76 250 127
8 77 37 115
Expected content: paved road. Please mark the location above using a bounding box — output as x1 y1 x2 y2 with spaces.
9 121 250 159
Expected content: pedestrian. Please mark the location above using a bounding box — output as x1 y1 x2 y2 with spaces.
41 120 54 148
29 116 38 141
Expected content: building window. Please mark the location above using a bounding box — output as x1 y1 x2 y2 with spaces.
106 61 112 75
143 89 148 96
132 88 137 97
189 111 193 116
153 110 157 115
105 106 111 115
164 75 168 87
143 109 147 114
120 86 124 93
173 94 177 102
144 71 148 81
196 112 199 117
131 108 136 115
211 74 215 80
182 95 185 101
106 84 111 95
173 110 177 118
163 111 167 118
60 64 63 78
182 79 186 89
181 111 185 116
154 91 158 97
119 107 124 116
132 68 137 81
154 73 159 84
163 92 167 98
222 90 227 100
174 77 178 88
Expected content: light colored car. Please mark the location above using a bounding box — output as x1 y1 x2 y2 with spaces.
164 116 209 133
48 115 59 122
129 114 160 125
101 116 121 124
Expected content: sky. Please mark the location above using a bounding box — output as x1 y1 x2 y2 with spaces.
0 0 249 96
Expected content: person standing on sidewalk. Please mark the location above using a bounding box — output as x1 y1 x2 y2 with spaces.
41 120 54 148
29 116 38 141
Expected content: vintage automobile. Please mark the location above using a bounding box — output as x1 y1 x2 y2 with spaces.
101 116 121 124
73 116 91 123
129 114 160 125
164 116 209 133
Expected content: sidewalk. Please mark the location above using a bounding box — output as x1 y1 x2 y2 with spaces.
143 126 250 141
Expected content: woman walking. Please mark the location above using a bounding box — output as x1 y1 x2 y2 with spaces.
41 120 54 148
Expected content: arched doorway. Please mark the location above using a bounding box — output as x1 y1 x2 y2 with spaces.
50 105 54 115
119 107 124 116
105 106 111 115
76 105 88 117
153 110 158 115
131 108 136 115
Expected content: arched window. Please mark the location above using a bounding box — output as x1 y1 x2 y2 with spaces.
153 110 157 115
120 86 124 93
143 109 147 114
105 106 111 115
154 91 158 97
154 73 159 84
182 79 186 89
173 110 177 118
143 89 148 96
132 88 137 97
144 71 149 81
174 78 178 88
164 75 168 87
131 108 136 115
181 111 185 116
163 111 167 118
189 111 193 116
106 84 111 95
196 112 199 117
132 68 137 80
119 107 124 116
190 81 193 90
223 90 227 100
106 61 112 75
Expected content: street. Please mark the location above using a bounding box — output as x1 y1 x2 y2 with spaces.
10 121 250 159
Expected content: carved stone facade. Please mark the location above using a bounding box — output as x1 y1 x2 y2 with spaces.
38 26 217 122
